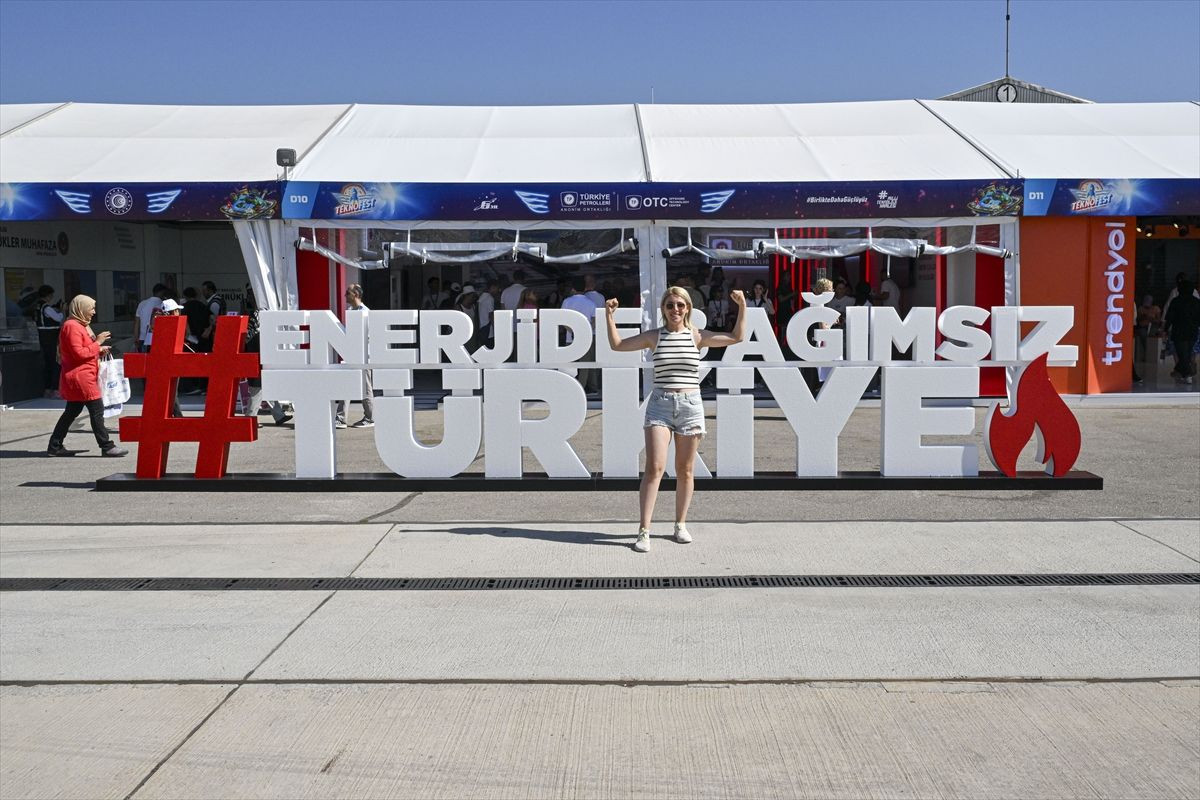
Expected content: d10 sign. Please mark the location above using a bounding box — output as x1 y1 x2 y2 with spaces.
257 300 1082 482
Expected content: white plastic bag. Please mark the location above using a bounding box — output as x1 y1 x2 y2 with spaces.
99 355 131 416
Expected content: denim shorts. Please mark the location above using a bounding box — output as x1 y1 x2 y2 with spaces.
644 389 706 437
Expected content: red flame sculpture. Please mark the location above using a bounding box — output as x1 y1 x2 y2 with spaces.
983 353 1081 477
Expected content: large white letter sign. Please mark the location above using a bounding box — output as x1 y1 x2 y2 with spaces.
419 310 475 364
484 369 589 478
936 306 992 363
870 307 936 362
367 310 418 365
723 307 785 362
715 367 755 477
881 366 980 477
373 370 482 478
262 368 362 478
539 309 593 369
259 310 309 365
761 366 876 476
599 368 713 479
308 309 366 366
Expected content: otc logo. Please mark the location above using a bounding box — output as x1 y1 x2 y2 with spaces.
875 190 898 210
54 190 92 214
473 193 500 211
514 190 550 214
146 189 182 214
560 192 577 207
1068 181 1115 214
104 187 134 215
625 195 642 210
700 189 735 213
333 184 378 216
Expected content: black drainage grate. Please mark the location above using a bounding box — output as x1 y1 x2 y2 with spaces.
1 574 1196 592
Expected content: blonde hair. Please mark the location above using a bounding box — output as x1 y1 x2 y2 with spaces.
813 278 834 294
660 286 694 330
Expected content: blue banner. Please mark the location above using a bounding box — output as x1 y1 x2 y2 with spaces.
4 177 1195 221
0 182 281 221
281 180 1025 221
1021 178 1200 217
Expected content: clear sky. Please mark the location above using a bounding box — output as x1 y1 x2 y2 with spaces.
1 0 1196 105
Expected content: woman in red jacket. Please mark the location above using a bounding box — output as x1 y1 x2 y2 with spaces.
46 295 128 457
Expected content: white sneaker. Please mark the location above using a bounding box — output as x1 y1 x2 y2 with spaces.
634 529 650 553
350 418 374 428
334 419 348 429
673 523 692 544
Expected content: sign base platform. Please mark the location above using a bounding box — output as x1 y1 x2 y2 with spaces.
95 470 1103 492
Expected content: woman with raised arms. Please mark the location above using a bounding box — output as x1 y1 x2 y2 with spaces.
605 286 747 552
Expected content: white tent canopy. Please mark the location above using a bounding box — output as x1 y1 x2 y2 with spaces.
0 102 350 183
924 100 1200 179
0 102 66 135
290 103 648 183
1 99 1196 185
637 100 1011 181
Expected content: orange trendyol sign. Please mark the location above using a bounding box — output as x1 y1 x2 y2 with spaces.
1086 217 1134 393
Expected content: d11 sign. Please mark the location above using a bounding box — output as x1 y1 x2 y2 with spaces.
258 301 1080 480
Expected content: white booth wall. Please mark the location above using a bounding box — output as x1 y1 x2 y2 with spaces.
1 220 248 338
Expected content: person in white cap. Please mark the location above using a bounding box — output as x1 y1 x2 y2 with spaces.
143 298 188 350
146 298 186 416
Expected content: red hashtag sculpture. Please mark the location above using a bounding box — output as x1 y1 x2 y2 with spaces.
120 315 260 479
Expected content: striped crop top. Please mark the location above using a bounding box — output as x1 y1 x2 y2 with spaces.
652 327 701 390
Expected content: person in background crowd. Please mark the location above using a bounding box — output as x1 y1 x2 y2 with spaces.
547 279 570 309
335 284 375 429
441 282 462 310
242 286 291 427
1161 272 1200 325
604 287 746 552
1133 294 1162 385
1164 279 1200 386
477 280 499 348
695 265 713 303
33 285 63 398
178 287 209 395
676 275 705 312
454 285 481 352
829 277 854 323
518 288 540 310
811 278 837 386
877 271 901 310
134 283 168 353
583 273 606 309
706 267 726 304
181 287 208 344
562 277 600 394
421 276 448 311
46 295 128 458
706 286 731 332
853 280 873 308
853 280 878 396
500 270 527 311
150 298 187 417
199 280 226 351
748 279 775 321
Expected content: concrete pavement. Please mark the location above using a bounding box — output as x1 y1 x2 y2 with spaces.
1 404 1198 798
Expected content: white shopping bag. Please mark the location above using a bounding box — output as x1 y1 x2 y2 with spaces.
99 355 131 415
